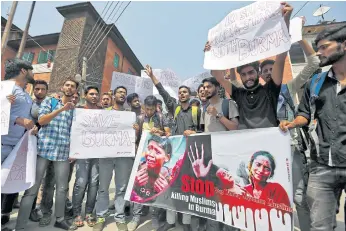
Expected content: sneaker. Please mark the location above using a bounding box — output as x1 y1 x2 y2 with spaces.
53 220 72 230
124 205 131 217
93 217 106 231
29 208 42 222
39 214 52 227
183 224 192 231
64 208 74 220
157 222 175 231
116 222 128 231
127 219 139 231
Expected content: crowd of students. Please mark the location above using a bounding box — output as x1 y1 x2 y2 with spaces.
1 2 346 231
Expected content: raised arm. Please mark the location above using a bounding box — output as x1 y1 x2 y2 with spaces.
144 65 177 114
271 2 293 86
38 99 74 126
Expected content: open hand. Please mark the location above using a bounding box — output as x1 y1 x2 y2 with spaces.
281 2 293 21
135 166 149 187
144 65 154 78
188 142 213 178
154 173 169 192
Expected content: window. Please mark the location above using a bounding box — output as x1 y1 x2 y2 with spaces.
113 53 119 68
127 69 134 75
37 50 56 64
289 43 306 64
22 52 35 63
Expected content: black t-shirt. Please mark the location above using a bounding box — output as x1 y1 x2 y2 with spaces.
231 79 281 130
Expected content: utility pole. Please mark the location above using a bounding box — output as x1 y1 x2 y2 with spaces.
1 1 18 57
80 57 87 104
17 1 36 58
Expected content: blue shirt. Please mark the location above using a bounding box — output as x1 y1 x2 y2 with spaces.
1 83 33 146
37 97 74 161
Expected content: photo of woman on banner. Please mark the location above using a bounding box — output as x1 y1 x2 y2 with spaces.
188 142 291 208
131 134 185 202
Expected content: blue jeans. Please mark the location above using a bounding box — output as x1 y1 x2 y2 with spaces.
72 159 99 216
307 160 346 231
95 158 142 223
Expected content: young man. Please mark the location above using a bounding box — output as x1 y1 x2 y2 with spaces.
127 93 142 116
260 39 320 231
71 86 101 229
72 92 80 105
156 99 163 113
1 58 35 228
100 92 112 109
206 3 293 130
145 65 199 231
94 86 142 231
280 25 346 231
15 78 79 231
197 84 208 109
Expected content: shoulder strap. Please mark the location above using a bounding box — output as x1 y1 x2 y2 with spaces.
174 106 181 121
191 106 198 127
280 84 296 115
309 71 328 122
202 102 210 121
157 112 164 130
51 97 59 111
221 99 230 119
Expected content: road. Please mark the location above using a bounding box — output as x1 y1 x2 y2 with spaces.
4 169 345 231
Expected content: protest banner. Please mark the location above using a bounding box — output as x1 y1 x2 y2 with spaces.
1 81 15 135
111 72 153 102
69 109 136 159
141 69 181 99
289 17 304 43
125 128 293 230
182 71 213 93
2 131 37 193
204 1 291 70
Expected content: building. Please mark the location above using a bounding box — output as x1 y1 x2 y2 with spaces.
1 2 143 94
289 21 346 77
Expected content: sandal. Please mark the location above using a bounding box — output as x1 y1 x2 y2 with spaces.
73 216 84 228
85 214 96 227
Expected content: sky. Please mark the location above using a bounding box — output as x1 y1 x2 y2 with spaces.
1 1 346 80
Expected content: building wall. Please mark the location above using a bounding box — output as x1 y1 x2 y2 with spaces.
102 38 139 93
1 47 17 80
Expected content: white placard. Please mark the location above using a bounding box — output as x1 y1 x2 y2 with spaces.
2 131 37 193
1 81 15 135
69 109 136 159
289 17 303 43
204 1 291 70
182 71 213 92
141 69 181 99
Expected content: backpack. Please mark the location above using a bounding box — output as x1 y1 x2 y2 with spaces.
202 98 234 121
174 105 198 129
136 112 165 145
51 97 59 111
277 84 296 121
307 71 328 158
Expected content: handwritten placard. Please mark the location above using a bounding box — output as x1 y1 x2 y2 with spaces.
204 1 291 70
182 71 213 92
111 72 153 102
289 17 303 43
69 109 136 159
1 81 15 135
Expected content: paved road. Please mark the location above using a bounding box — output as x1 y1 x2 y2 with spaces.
4 170 345 231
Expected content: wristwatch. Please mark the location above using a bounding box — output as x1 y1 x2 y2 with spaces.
216 113 223 120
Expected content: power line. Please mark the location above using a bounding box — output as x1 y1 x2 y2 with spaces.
78 1 120 63
293 1 309 18
87 1 131 61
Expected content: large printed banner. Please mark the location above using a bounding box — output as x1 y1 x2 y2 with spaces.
2 131 37 193
182 71 213 93
1 81 15 135
111 72 153 102
204 1 291 70
69 109 136 159
125 128 293 230
141 69 181 99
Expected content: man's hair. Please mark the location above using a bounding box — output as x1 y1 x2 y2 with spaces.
63 78 80 89
127 93 139 104
114 86 127 95
197 84 204 93
84 86 99 95
33 80 48 90
144 95 157 106
190 98 201 107
202 77 220 87
236 61 260 74
74 92 80 97
179 85 191 94
148 135 172 155
315 25 346 46
4 58 33 80
157 99 163 105
260 59 275 72
102 92 112 97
